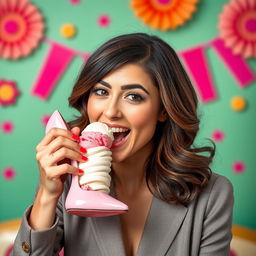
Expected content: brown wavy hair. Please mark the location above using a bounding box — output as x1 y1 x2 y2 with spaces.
68 33 215 206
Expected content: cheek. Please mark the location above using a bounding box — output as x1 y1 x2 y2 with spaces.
87 97 101 121
128 104 159 129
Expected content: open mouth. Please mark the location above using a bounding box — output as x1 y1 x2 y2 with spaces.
109 127 131 147
113 130 130 142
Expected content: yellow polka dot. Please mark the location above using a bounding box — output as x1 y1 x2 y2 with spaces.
60 24 76 38
0 84 15 101
231 96 247 112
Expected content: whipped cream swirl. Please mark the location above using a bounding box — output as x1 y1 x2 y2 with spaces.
78 146 112 193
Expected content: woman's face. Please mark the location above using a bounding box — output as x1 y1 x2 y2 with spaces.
87 63 165 163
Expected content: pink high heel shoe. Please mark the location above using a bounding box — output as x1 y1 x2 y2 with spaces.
46 110 128 217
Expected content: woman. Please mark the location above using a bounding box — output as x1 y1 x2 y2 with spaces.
12 33 234 256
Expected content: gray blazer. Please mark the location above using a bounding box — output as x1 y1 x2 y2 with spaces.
12 172 234 256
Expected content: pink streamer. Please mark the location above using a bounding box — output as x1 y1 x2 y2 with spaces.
31 36 255 103
31 42 75 100
76 52 90 61
211 38 255 87
179 46 217 103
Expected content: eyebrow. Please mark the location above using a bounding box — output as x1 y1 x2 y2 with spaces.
98 80 150 95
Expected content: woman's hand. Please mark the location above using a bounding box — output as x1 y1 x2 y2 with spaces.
35 126 87 199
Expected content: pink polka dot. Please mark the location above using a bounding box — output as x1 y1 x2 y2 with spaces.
211 129 225 142
3 167 16 180
1 121 14 133
232 161 245 173
98 14 111 27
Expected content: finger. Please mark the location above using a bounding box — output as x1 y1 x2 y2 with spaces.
45 164 84 179
47 147 88 166
36 128 80 152
46 136 86 156
71 126 81 136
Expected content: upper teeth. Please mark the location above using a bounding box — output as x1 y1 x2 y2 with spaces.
111 127 129 133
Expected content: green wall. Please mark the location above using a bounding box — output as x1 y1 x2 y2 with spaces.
0 0 255 230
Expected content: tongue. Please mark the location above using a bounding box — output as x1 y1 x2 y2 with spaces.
113 132 128 142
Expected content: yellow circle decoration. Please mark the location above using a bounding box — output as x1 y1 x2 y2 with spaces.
131 0 200 31
231 96 247 112
0 84 15 101
60 24 76 38
0 80 19 106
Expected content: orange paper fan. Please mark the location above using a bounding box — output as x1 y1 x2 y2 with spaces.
131 0 200 31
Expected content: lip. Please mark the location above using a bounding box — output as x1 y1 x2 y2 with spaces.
101 122 131 149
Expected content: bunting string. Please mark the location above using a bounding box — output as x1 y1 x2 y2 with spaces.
31 36 256 103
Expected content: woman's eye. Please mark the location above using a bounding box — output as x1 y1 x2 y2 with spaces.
126 93 145 102
91 88 107 96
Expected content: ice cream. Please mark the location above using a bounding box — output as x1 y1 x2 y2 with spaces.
78 122 114 193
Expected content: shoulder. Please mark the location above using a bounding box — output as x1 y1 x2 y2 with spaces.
193 172 234 254
206 172 233 193
207 172 233 195
196 172 234 215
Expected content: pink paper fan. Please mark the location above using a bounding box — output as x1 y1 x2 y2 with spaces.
218 0 256 58
0 0 45 59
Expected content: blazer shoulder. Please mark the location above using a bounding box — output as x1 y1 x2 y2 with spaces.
197 172 234 254
196 172 234 209
207 172 233 193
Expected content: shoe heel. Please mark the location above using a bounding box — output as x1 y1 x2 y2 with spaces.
46 110 128 217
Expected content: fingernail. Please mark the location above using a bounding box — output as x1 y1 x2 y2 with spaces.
72 134 80 141
78 169 84 175
81 156 88 161
80 147 87 153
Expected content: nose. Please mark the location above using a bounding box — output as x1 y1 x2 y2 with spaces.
103 96 122 120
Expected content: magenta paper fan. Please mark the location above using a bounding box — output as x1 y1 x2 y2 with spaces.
0 0 45 60
218 0 256 58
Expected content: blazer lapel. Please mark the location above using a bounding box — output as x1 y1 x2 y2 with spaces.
90 214 126 256
137 196 188 256
88 185 126 256
89 184 188 256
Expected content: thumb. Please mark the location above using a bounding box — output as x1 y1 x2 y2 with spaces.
71 126 81 136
